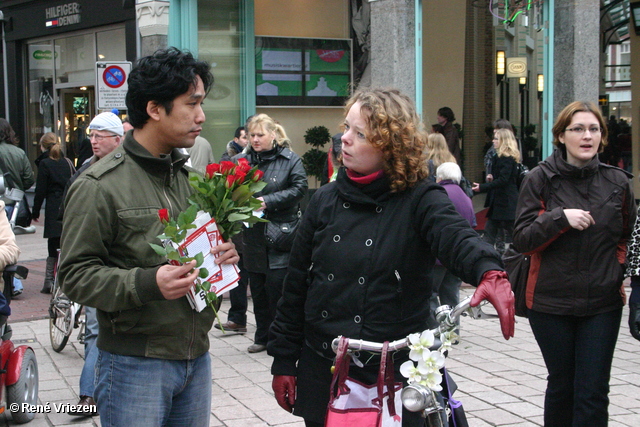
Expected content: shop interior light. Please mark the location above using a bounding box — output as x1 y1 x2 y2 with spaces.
496 50 506 85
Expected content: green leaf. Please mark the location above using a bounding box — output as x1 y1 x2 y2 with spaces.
199 268 209 278
206 292 217 302
228 213 251 222
166 251 181 261
202 281 211 291
149 243 167 256
194 251 204 267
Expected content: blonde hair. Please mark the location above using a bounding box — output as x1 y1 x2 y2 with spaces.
495 128 521 163
40 132 62 161
246 113 291 151
426 133 456 168
343 88 428 192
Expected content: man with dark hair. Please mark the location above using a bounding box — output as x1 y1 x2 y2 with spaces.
436 106 462 165
59 47 239 426
220 126 248 162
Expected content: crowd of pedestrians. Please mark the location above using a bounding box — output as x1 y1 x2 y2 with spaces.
1 46 639 427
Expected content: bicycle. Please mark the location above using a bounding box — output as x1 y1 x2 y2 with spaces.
48 253 85 353
331 295 494 427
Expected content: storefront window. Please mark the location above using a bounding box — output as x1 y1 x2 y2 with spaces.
54 34 95 84
97 28 126 62
26 41 55 156
198 0 242 151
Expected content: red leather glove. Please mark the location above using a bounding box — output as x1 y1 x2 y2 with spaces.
272 375 296 413
470 270 515 340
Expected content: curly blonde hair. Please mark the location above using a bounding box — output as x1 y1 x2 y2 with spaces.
344 88 428 192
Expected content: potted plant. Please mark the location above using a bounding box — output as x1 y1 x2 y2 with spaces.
301 125 331 187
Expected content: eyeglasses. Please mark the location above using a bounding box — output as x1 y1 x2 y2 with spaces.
564 126 603 135
89 133 118 142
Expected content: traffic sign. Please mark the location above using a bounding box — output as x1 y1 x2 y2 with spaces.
96 61 131 110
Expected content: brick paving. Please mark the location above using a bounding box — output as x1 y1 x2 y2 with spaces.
2 216 639 425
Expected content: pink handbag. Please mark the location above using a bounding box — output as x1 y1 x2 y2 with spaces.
325 337 402 427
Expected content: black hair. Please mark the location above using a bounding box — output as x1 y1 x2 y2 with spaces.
125 47 214 128
234 126 245 139
493 118 515 133
0 118 18 145
437 107 455 123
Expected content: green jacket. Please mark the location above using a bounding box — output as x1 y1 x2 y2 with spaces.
59 133 214 360
0 141 35 192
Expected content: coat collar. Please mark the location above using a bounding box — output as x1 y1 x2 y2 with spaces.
335 167 393 205
122 132 189 180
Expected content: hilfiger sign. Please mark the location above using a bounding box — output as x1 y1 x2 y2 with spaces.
45 3 81 28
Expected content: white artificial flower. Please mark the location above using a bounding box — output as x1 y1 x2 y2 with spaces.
408 330 435 361
420 370 443 392
422 350 446 370
400 360 423 384
439 330 459 353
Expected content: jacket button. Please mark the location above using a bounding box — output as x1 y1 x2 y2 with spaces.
354 315 361 323
322 342 328 350
365 239 373 246
115 153 122 159
358 277 365 285
333 235 341 242
322 310 328 318
376 206 383 213
327 274 334 281
343 202 350 209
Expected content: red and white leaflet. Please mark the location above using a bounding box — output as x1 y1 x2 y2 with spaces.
170 211 240 312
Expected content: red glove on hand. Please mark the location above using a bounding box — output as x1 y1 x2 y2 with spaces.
272 375 296 413
470 270 515 340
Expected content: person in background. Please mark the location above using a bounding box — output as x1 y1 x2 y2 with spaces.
513 101 636 426
0 119 34 219
234 113 308 353
472 128 520 256
32 132 75 294
428 162 476 329
485 119 516 183
321 133 343 186
268 88 514 426
221 126 248 162
436 106 462 165
185 135 215 174
425 132 456 182
627 216 640 343
60 111 124 417
122 116 134 134
0 199 19 317
59 47 239 426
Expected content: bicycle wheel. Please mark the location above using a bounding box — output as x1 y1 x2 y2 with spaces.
49 284 72 352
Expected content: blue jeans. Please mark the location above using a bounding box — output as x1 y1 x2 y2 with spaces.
529 308 622 427
95 350 211 426
79 306 99 397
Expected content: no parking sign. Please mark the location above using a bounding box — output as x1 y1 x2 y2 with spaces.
96 61 131 110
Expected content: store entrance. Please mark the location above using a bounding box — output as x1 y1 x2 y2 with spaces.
58 88 95 167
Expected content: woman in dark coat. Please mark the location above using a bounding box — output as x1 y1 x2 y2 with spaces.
472 128 520 256
32 132 75 293
233 113 307 354
268 88 515 427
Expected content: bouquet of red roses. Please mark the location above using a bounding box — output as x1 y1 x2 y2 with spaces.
188 158 267 241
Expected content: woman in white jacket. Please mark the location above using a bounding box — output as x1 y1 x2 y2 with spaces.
0 200 20 315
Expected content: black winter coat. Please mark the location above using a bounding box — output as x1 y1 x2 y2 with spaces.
513 149 636 316
479 154 519 221
268 169 503 374
33 156 74 238
234 145 307 272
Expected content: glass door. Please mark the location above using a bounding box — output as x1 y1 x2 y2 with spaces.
58 88 94 166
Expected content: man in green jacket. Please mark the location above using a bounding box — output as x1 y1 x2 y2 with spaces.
59 48 239 427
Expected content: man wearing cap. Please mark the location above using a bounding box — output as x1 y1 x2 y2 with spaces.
59 111 124 417
59 48 239 426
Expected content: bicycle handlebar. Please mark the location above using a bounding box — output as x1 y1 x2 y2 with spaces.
331 295 487 354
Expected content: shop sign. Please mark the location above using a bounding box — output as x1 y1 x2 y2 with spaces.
45 2 82 28
28 45 61 70
506 57 527 78
96 62 131 110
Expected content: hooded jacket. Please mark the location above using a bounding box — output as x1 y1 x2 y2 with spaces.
59 133 214 360
513 148 636 316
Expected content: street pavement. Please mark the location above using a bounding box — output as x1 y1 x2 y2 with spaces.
3 221 640 426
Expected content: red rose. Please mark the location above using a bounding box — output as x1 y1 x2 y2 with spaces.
220 161 236 175
205 163 220 178
252 169 265 182
234 171 247 185
237 158 251 173
158 209 170 224
225 174 236 188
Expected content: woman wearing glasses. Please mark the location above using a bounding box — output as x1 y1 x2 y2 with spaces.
513 101 636 426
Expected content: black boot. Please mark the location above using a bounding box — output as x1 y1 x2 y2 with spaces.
41 256 56 294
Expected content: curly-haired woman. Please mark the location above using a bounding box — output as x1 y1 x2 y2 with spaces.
268 88 515 427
